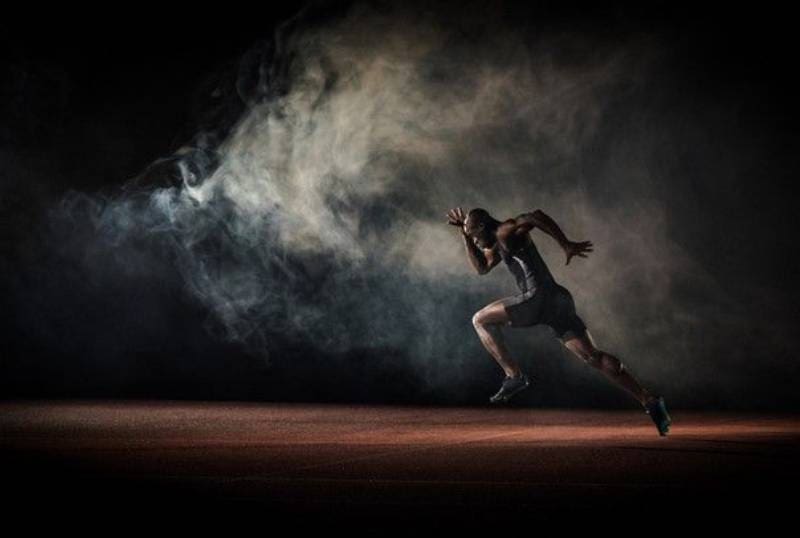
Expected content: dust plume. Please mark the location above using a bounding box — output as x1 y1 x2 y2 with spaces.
42 2 796 405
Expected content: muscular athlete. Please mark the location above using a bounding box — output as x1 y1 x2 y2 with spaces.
446 206 671 436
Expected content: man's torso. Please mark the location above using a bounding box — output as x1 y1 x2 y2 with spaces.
497 233 555 295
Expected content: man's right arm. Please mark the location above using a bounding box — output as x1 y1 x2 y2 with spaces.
461 231 499 275
461 230 487 274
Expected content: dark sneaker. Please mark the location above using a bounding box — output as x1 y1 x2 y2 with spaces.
489 374 531 404
644 396 672 436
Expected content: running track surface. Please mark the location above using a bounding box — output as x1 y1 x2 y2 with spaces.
2 401 799 530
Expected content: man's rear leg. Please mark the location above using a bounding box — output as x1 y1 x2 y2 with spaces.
562 329 671 435
562 329 653 405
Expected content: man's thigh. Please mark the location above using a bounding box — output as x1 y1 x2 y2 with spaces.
475 297 515 325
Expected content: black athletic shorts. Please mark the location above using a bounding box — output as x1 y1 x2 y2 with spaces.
500 282 587 341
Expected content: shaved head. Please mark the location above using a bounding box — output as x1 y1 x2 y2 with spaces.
465 208 497 232
464 208 501 248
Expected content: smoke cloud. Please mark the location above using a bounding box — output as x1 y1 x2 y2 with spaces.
33 2 797 406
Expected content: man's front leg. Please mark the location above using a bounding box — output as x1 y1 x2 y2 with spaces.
472 309 521 378
472 300 532 404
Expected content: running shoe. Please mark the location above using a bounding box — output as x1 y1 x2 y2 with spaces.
489 373 531 404
644 395 672 436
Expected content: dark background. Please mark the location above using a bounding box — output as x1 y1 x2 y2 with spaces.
2 1 798 408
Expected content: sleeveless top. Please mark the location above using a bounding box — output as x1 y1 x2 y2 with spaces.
497 237 556 296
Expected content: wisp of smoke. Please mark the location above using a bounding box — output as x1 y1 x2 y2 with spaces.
49 3 773 399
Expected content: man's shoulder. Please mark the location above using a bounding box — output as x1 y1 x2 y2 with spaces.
496 219 517 239
496 219 528 252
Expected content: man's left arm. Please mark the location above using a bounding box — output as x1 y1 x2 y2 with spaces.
511 209 594 265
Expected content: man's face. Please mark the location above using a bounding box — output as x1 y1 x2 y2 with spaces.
464 218 495 249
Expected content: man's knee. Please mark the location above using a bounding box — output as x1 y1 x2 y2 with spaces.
582 348 603 367
472 311 485 330
473 310 503 334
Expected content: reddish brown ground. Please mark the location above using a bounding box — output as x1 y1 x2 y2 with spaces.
2 401 799 530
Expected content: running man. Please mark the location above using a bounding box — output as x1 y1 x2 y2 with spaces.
446 206 671 436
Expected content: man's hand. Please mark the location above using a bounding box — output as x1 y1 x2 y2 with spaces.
564 240 593 265
446 207 467 228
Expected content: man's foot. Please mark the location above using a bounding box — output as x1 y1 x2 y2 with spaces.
644 396 671 436
489 373 531 404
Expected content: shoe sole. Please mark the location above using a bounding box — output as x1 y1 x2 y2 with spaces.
658 418 672 436
489 379 531 404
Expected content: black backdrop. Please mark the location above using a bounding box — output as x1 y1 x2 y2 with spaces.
2 1 798 408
